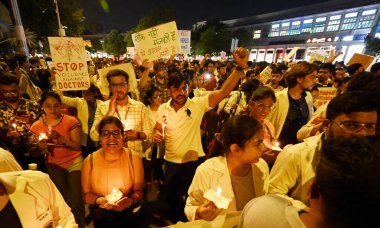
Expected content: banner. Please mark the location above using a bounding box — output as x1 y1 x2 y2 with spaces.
308 50 328 63
284 47 299 62
259 66 272 84
48 37 90 91
314 87 338 109
346 53 375 70
97 63 140 100
178 30 191 55
132 21 181 61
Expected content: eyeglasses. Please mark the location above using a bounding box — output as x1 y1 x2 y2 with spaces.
253 102 274 111
159 67 168 71
100 130 123 139
1 90 18 96
110 82 128 89
152 96 162 99
332 120 377 135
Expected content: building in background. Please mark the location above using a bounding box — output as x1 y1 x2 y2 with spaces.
211 0 380 63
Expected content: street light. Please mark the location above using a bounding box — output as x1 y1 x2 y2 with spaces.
54 0 65 36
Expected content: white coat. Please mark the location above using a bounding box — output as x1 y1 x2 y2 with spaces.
0 171 76 228
268 88 314 139
185 156 269 221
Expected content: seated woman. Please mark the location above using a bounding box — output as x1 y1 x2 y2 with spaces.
30 90 85 228
81 116 144 227
248 86 279 167
185 115 269 221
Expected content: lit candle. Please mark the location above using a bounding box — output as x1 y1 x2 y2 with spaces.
203 186 232 209
56 226 62 228
48 125 52 132
122 120 131 131
39 133 48 141
271 141 282 152
12 123 17 131
162 123 166 138
105 188 123 204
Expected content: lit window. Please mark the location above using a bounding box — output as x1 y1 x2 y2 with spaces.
290 21 301 35
314 17 326 33
302 19 313 33
345 12 358 18
270 24 280 37
280 22 290 36
362 9 377 16
330 15 341 20
316 17 326 22
341 13 358 30
343 36 353 41
253 30 261 39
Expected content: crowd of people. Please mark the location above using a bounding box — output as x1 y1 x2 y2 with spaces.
0 47 379 228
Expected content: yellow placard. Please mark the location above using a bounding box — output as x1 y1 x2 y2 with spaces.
314 87 338 109
97 63 140 100
132 21 181 61
346 53 375 70
48 37 90 91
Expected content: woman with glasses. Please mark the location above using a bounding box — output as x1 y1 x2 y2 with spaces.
248 86 279 167
142 86 165 189
29 90 85 227
185 115 269 222
81 116 144 227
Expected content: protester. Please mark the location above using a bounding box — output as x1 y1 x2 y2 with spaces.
269 91 377 209
90 69 151 156
140 61 170 103
266 67 285 92
0 72 43 170
82 116 144 227
29 90 85 227
316 63 334 87
185 115 269 221
240 136 380 228
153 47 249 222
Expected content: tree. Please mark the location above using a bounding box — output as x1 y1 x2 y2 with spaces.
365 35 380 56
85 38 103 53
194 26 232 55
103 29 126 57
232 28 253 47
124 7 176 47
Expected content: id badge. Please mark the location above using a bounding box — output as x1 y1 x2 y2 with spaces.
37 209 54 228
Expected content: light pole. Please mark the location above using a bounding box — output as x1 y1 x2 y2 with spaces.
9 0 29 56
54 0 65 36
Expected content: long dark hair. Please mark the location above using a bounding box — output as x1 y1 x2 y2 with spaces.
207 115 262 159
143 86 161 106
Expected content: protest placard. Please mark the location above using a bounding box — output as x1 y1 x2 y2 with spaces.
284 47 299 62
314 87 338 109
178 30 191 55
97 63 140 100
308 50 328 63
48 37 90 91
132 21 181 61
259 66 272 84
346 53 375 70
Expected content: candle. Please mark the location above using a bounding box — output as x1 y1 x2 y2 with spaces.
105 188 123 204
48 125 52 132
28 163 37 170
162 123 166 138
203 186 232 209
56 226 62 228
271 141 282 152
39 133 48 141
12 123 17 131
122 120 131 131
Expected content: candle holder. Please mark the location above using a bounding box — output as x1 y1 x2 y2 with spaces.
203 187 232 209
105 188 123 204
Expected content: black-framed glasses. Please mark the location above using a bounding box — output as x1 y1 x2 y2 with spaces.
100 130 123 139
253 102 274 111
332 120 377 135
110 82 128 89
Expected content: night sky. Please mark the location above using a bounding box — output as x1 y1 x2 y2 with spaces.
78 0 332 33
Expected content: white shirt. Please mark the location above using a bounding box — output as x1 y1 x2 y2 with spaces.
157 94 212 163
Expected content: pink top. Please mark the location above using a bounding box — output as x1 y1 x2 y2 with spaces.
30 114 82 168
90 148 135 197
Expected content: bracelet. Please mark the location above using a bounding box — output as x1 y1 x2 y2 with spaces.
129 196 135 206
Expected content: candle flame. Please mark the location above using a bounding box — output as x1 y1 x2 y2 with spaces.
275 141 280 147
216 187 222 196
12 123 16 128
112 188 117 194
39 133 47 141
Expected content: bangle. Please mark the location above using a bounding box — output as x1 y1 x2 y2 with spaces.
129 197 135 205
235 66 244 71
94 196 101 205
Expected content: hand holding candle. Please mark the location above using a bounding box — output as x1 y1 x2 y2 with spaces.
105 188 123 204
162 123 166 138
271 141 282 152
203 186 232 209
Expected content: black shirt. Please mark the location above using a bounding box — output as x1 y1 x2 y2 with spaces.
278 92 309 146
0 200 23 228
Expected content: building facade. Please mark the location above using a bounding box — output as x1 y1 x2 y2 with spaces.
220 0 380 63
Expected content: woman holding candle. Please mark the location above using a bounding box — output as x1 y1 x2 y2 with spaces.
142 86 165 189
81 116 144 227
248 86 280 167
29 90 85 228
185 115 269 221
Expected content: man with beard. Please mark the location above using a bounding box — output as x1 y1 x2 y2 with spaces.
140 61 170 103
90 69 150 155
0 73 43 169
152 47 249 222
268 91 378 209
315 63 334 87
266 67 285 92
268 62 316 146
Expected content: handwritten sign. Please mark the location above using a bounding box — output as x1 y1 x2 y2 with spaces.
132 21 181 61
308 50 328 63
347 53 375 70
314 87 338 109
97 63 140 100
259 66 272 84
284 47 299 62
178 30 191 55
48 37 90 91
